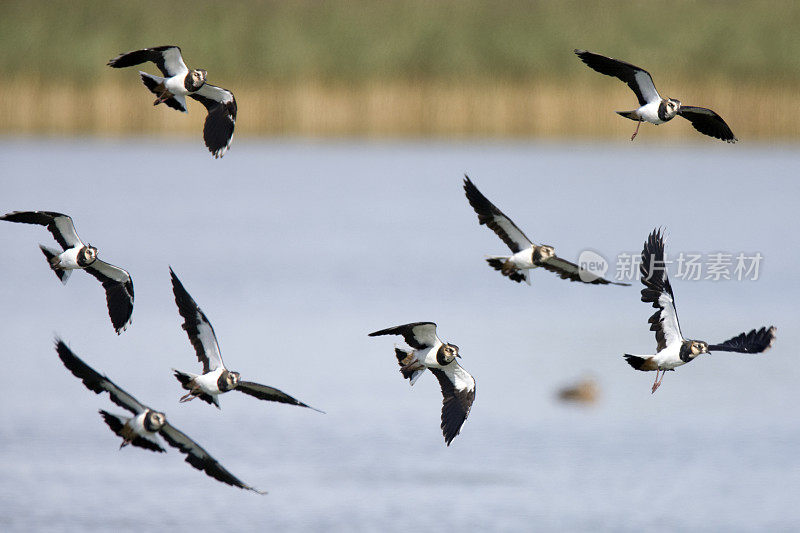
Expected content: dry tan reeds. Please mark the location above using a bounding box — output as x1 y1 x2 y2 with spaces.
2 79 797 141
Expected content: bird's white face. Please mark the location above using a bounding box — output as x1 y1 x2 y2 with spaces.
80 246 98 265
690 341 709 356
217 370 240 391
191 69 207 85
443 344 459 361
436 343 459 365
666 99 681 114
145 411 166 431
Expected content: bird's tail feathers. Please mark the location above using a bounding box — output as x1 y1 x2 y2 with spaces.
99 409 127 435
139 71 165 89
485 257 528 284
486 257 507 271
395 348 426 385
38 244 70 284
172 369 196 390
172 369 220 408
616 111 639 121
139 72 187 112
623 354 649 370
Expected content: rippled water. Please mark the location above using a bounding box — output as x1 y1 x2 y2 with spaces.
1 139 798 531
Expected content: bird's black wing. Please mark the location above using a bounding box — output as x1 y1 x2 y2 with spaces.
84 260 134 334
107 46 188 78
55 339 147 415
463 176 533 253
1 210 82 249
677 106 737 143
429 364 476 446
368 322 440 350
236 381 324 413
159 422 265 494
188 84 237 158
170 268 224 373
708 326 776 353
539 255 630 286
574 49 660 106
639 229 684 351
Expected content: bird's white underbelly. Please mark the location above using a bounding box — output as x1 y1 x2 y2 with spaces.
637 102 666 124
57 247 84 269
164 75 189 96
195 368 224 394
509 248 535 269
416 345 443 368
129 412 150 437
652 343 685 369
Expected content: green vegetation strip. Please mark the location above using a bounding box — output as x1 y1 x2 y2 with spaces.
2 0 798 85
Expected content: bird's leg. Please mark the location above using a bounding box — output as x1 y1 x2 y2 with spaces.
631 119 642 141
400 359 425 382
152 84 173 106
651 369 661 394
179 390 197 403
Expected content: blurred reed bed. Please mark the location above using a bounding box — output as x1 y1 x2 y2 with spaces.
1 0 798 139
2 78 797 140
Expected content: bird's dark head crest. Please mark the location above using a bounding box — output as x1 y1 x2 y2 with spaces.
437 343 459 365
144 410 166 431
186 69 207 91
533 245 555 263
219 370 240 391
680 340 708 362
79 245 98 266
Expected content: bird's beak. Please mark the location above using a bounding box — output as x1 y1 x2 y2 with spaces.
456 353 461 359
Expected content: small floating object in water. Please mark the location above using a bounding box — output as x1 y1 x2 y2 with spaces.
557 377 599 404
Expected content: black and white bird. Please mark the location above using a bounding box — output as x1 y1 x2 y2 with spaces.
108 45 237 158
624 229 776 393
368 322 476 446
55 339 264 494
464 176 629 286
170 268 322 412
1 210 133 334
574 49 737 143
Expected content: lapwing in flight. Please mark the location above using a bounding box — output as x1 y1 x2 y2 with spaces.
55 338 264 493
368 322 476 446
170 268 322 412
108 45 237 158
574 49 737 142
1 210 133 334
624 229 775 393
463 176 629 286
